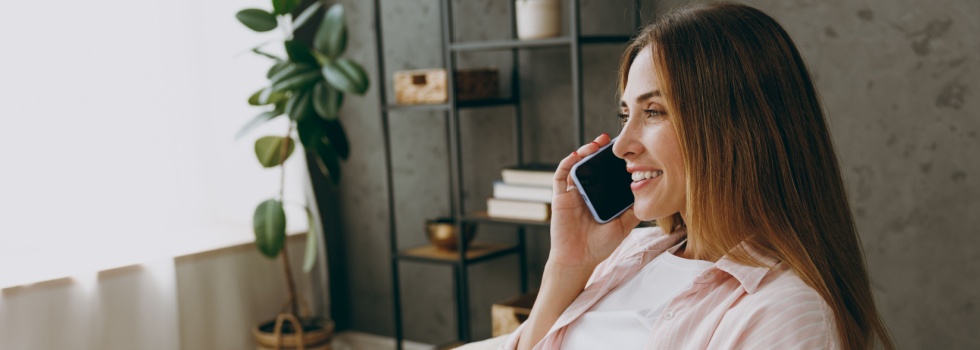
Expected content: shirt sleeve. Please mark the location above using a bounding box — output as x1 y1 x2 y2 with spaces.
727 289 840 350
497 323 524 350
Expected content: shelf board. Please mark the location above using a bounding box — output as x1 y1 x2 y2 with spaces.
463 211 551 227
579 35 633 44
384 103 450 112
458 97 517 109
451 37 573 51
449 35 632 52
397 242 518 265
385 98 515 113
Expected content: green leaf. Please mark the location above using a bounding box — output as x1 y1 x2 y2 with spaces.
272 0 300 15
292 2 323 30
321 58 369 94
272 70 322 92
323 119 350 160
312 81 343 120
236 9 278 32
267 61 290 79
285 40 318 66
249 88 287 106
314 4 348 58
296 117 321 150
253 199 286 258
285 89 314 121
254 136 296 168
252 48 282 61
315 140 342 184
303 207 318 273
248 89 264 105
235 110 281 140
269 62 315 87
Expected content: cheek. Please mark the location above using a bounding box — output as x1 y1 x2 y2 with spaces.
658 132 686 193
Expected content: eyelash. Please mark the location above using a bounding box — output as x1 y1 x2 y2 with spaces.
618 109 665 124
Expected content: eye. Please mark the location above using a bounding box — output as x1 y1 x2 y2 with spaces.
644 109 666 118
617 112 629 125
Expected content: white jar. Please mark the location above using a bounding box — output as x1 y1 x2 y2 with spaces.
515 0 562 40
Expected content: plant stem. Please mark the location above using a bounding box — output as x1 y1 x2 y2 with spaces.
279 122 294 202
278 121 299 319
280 234 301 319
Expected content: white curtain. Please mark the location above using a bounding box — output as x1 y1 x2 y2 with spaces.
0 259 180 350
1 238 315 350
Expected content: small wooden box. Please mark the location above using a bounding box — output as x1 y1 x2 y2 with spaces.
394 69 448 104
455 67 499 101
491 291 538 337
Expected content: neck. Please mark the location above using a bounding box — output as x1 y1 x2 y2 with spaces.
674 239 694 259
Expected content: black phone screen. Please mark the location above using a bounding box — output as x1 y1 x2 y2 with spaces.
571 142 634 223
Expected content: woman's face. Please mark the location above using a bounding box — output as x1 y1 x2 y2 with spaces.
612 47 687 222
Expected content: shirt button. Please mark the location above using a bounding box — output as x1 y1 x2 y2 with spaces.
663 312 674 320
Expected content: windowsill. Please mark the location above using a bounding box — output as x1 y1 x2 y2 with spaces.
1 223 308 291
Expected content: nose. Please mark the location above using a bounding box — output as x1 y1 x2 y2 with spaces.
613 116 642 160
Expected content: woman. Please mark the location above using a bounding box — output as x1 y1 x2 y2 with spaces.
480 2 894 349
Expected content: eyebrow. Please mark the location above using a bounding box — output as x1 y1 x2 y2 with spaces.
620 90 662 108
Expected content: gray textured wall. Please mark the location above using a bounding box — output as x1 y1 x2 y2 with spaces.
331 0 980 347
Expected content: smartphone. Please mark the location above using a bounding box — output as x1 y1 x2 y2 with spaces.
570 138 634 223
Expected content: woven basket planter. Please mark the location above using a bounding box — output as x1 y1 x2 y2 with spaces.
253 314 334 350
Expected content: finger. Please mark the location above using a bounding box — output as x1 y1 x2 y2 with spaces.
553 151 581 195
594 133 612 146
575 133 612 157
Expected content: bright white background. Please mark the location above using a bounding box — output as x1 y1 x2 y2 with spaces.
0 0 310 288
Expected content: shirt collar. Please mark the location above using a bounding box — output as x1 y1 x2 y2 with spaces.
634 228 781 294
714 240 780 294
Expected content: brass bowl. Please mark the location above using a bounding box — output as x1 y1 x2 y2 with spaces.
425 218 477 251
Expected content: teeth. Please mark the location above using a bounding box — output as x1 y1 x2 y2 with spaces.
632 170 663 181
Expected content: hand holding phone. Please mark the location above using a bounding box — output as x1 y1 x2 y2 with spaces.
570 138 635 223
547 134 640 269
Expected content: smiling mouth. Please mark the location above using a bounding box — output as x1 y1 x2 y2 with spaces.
631 170 663 182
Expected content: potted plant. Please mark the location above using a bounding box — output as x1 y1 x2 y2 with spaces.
234 0 368 348
515 0 562 40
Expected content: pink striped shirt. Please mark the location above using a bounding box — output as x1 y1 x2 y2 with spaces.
500 227 840 349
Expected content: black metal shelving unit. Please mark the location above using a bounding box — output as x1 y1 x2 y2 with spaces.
373 0 643 348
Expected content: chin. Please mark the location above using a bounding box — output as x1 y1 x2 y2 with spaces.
632 198 680 222
631 202 659 221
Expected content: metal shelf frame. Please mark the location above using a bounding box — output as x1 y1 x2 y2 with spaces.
374 0 643 347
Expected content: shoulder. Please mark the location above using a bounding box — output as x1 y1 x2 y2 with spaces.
726 265 840 349
625 225 669 246
609 225 671 259
586 226 672 286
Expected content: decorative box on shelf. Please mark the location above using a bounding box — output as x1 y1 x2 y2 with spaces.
394 68 448 105
454 67 499 101
491 291 538 337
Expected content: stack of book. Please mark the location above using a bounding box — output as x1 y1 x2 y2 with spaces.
486 164 556 221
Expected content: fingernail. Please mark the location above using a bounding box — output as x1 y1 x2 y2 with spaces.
570 151 578 157
590 141 600 147
601 133 609 139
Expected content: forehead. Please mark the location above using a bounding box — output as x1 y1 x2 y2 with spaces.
622 48 662 105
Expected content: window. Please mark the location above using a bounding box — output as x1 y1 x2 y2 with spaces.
0 0 309 287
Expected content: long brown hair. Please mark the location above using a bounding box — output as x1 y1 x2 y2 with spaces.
618 2 893 349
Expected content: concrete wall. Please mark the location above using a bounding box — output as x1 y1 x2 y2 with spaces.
332 0 980 347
